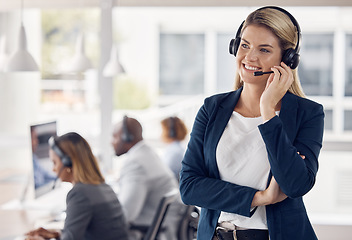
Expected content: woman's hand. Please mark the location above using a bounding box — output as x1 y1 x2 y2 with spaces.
260 62 294 121
265 177 288 204
252 177 287 207
25 227 60 239
25 236 45 240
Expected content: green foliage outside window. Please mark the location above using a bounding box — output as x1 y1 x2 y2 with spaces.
113 76 150 109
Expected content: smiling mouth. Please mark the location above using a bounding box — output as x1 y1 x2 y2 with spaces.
244 64 261 71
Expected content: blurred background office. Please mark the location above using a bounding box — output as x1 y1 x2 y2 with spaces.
0 0 352 239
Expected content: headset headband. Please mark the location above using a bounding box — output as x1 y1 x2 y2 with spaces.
229 6 301 69
48 136 72 167
257 6 301 52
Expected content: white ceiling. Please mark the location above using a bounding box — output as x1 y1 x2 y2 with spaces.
0 0 352 10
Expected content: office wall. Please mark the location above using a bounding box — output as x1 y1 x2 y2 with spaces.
0 73 41 169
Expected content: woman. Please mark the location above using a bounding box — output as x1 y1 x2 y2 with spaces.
26 132 129 240
179 6 324 240
160 116 188 180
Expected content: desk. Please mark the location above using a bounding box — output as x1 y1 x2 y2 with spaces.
0 209 49 239
0 169 27 206
0 169 56 239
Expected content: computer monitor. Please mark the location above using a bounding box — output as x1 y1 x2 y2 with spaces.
30 121 58 198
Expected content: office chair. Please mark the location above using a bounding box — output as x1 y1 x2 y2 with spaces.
130 189 178 240
177 205 199 240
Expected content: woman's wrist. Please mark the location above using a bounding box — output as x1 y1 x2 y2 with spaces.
251 190 269 207
260 106 276 122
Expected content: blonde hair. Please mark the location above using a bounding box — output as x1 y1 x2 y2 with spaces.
161 117 188 141
233 7 305 97
55 132 105 185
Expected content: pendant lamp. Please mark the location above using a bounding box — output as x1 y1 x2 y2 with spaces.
5 0 39 72
62 32 92 73
102 44 125 77
0 36 9 72
5 25 39 72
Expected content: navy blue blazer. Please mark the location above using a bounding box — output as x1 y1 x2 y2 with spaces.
179 87 324 240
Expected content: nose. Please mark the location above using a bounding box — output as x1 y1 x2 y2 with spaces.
245 48 259 61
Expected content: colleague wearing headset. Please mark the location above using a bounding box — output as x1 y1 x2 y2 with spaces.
160 116 188 181
179 6 324 240
111 116 182 240
26 132 129 240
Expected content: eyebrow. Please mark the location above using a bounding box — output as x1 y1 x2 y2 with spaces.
241 38 274 48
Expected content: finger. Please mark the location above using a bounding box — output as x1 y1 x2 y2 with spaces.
297 151 306 159
265 74 274 90
281 61 292 71
270 67 281 82
280 62 294 83
272 65 293 90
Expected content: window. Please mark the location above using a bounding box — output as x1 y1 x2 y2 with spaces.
217 33 237 93
344 110 352 131
159 34 205 95
298 34 334 96
324 109 333 131
346 34 352 96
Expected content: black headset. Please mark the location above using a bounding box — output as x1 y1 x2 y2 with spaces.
48 136 72 168
168 117 177 138
121 115 134 143
229 6 301 69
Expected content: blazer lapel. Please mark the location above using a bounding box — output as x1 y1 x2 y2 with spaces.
206 88 242 179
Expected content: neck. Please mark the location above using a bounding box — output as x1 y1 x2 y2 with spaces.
235 85 263 118
241 83 265 102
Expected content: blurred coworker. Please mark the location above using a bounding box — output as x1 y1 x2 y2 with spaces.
30 126 56 189
26 132 129 240
112 116 181 240
160 116 188 180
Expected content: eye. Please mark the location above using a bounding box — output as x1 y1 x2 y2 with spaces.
260 48 270 53
241 43 249 49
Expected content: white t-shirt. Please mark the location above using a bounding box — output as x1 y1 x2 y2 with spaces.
216 111 271 230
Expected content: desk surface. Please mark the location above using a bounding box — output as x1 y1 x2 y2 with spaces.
0 209 49 239
0 169 56 239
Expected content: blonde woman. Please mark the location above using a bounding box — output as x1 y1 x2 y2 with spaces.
180 6 324 240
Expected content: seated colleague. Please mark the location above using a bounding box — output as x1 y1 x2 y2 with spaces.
160 116 188 181
111 116 181 240
26 132 129 240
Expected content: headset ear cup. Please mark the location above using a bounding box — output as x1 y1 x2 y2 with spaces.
229 39 235 55
229 37 241 56
61 157 72 168
282 48 300 69
290 53 300 69
168 117 176 138
122 116 134 143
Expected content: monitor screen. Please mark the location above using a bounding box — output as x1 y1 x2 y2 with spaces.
30 121 58 198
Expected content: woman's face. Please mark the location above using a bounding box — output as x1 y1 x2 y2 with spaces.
49 149 71 182
236 24 282 87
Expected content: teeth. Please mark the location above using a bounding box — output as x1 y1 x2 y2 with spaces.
244 65 260 71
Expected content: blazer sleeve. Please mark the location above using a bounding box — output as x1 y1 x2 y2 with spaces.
258 102 324 198
179 98 258 218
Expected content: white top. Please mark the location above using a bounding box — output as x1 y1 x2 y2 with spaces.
216 111 271 230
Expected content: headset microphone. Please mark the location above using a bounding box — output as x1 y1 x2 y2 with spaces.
253 71 274 76
49 136 72 189
52 165 65 189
